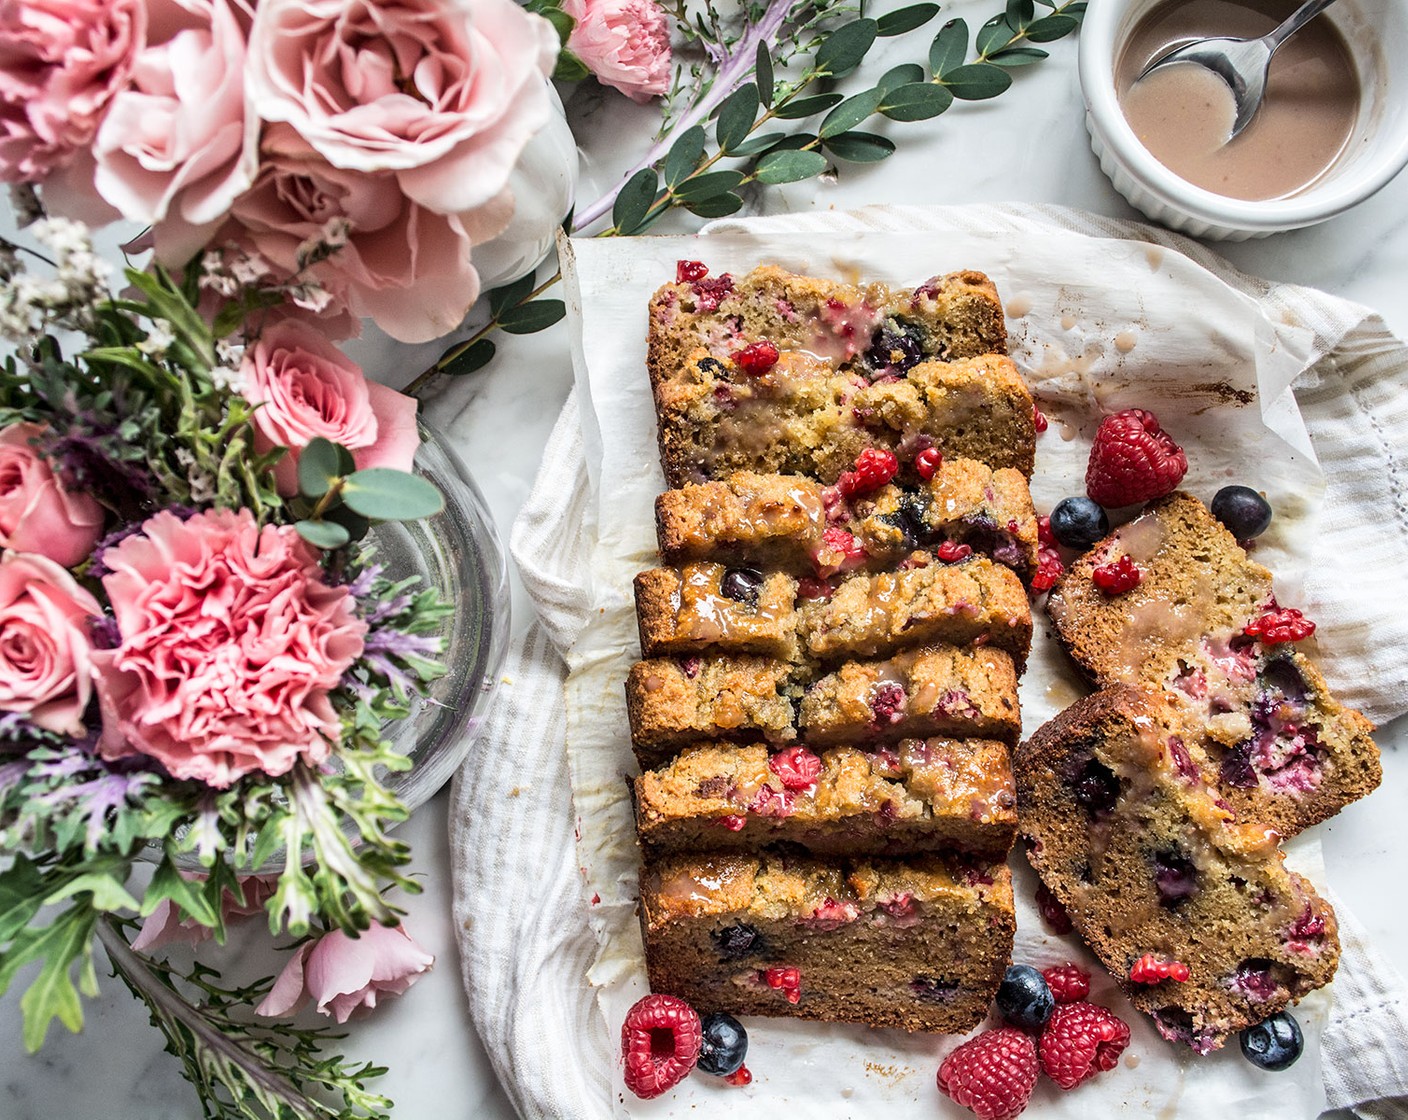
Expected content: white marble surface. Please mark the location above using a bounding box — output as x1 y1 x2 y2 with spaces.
4 7 1407 1117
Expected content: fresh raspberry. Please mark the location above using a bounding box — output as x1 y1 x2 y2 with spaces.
1245 606 1316 644
1128 953 1191 984
734 340 780 375
764 966 802 1004
937 541 973 563
676 260 709 283
815 526 867 577
1085 408 1187 508
691 274 734 311
936 1027 1039 1120
1091 554 1142 594
769 746 822 791
1037 515 1056 548
1035 883 1073 934
621 994 702 1099
750 785 795 818
1288 905 1326 941
915 447 943 480
1030 546 1064 593
838 448 899 498
1042 965 1091 1004
1033 404 1048 434
724 1066 752 1086
1038 1002 1131 1090
870 681 906 726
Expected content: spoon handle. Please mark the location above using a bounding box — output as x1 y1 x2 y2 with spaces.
1265 0 1340 52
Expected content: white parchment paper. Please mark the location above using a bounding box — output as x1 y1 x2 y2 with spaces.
557 213 1334 1119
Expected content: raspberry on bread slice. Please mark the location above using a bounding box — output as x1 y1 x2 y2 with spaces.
639 850 1015 1034
633 740 1017 858
634 563 799 661
799 646 1021 746
1047 491 1380 836
1015 685 1340 1053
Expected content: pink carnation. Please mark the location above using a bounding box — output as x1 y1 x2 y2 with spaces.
562 0 671 103
0 0 146 182
0 422 104 567
257 922 434 1024
241 317 420 496
93 0 258 265
91 508 366 787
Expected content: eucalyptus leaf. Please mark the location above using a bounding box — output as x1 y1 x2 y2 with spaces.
716 84 759 153
772 93 844 119
1023 12 1079 40
489 272 536 317
818 88 886 139
499 299 567 334
943 62 1013 99
766 133 820 152
674 170 747 202
877 63 926 94
989 45 1049 65
755 149 829 184
976 13 1016 56
815 17 877 78
342 469 445 521
756 41 775 107
441 338 496 377
929 18 969 77
685 192 745 218
879 81 954 121
663 125 706 187
612 167 658 234
1005 0 1035 29
877 2 940 36
297 436 343 499
727 131 787 157
295 519 352 550
823 131 897 163
325 503 371 545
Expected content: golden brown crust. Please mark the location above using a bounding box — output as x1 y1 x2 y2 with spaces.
654 473 825 572
633 564 798 660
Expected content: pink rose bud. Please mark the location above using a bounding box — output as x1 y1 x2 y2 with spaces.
257 923 435 1024
0 550 100 735
562 0 672 103
0 423 104 568
132 876 278 953
240 318 420 496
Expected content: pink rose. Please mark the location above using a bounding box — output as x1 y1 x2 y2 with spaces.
257 922 434 1024
212 125 507 343
562 0 671 103
91 508 366 787
93 0 258 265
0 549 99 734
0 0 146 182
244 0 558 216
131 874 276 953
241 317 420 496
0 422 104 567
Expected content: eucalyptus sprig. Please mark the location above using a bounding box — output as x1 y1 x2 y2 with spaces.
407 0 1084 393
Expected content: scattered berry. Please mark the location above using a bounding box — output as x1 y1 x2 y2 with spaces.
1038 1002 1131 1090
1049 497 1110 551
915 446 943 480
1085 408 1188 508
1037 515 1056 548
697 1011 748 1077
621 994 702 1099
1036 884 1074 935
1244 606 1315 644
1128 954 1191 984
937 1027 1040 1120
1033 404 1048 434
734 340 780 375
764 966 802 1004
676 260 709 283
720 567 763 605
1211 485 1273 540
1239 1011 1303 1071
768 746 822 791
1042 964 1091 1004
1030 545 1065 593
838 448 900 497
724 1065 753 1086
1091 554 1142 595
996 965 1055 1031
937 541 974 563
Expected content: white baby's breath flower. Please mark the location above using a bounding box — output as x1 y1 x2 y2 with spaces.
210 364 246 394
289 282 334 314
137 321 176 358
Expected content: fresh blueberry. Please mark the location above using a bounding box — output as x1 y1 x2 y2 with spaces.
697 1011 748 1076
1049 497 1110 550
1239 1011 1303 1070
720 567 763 606
1211 486 1273 540
995 964 1055 1031
1073 758 1121 816
864 325 924 374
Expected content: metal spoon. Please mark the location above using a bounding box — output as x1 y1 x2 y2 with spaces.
1136 0 1342 141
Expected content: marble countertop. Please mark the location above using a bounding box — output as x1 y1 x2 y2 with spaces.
4 11 1407 1118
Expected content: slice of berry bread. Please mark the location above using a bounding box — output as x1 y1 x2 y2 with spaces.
799 646 1021 746
633 740 1017 858
1047 491 1380 836
1016 686 1340 1053
640 850 1015 1033
634 563 799 660
626 656 798 765
798 554 1032 669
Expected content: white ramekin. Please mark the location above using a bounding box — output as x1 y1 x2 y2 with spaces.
1080 0 1408 240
